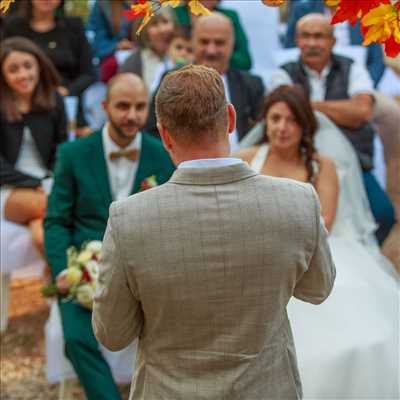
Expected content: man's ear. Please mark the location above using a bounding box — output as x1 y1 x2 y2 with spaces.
227 103 236 134
157 122 173 151
102 100 108 113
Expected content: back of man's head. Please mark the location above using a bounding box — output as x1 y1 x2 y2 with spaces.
155 64 229 144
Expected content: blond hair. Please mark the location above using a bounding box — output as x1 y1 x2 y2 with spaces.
155 65 228 143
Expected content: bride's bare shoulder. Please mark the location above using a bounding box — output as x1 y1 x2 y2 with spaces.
234 146 260 163
314 154 336 171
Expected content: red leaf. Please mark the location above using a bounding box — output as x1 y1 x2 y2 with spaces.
384 36 400 57
332 0 390 25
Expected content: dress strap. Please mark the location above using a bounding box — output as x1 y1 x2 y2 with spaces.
250 144 269 173
309 159 319 185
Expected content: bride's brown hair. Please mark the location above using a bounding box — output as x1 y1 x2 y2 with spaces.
261 85 318 182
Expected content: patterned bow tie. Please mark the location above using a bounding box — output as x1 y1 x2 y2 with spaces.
109 149 138 161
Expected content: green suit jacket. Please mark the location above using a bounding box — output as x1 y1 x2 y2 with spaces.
44 130 175 277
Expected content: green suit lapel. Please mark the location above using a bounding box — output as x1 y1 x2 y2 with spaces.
131 133 158 194
88 131 113 206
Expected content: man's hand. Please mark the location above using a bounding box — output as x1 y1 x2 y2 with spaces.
57 86 70 97
56 273 71 295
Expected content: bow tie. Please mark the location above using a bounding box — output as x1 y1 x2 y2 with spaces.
109 149 138 161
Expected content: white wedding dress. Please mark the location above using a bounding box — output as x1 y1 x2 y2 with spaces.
250 143 399 399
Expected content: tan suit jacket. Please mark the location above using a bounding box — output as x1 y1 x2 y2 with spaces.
93 162 335 400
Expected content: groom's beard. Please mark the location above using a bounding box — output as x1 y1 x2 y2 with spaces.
109 116 141 140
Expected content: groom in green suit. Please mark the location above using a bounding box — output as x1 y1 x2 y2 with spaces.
44 73 175 399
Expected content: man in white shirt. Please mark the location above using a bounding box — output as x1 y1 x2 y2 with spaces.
93 64 335 400
270 13 396 245
44 73 175 400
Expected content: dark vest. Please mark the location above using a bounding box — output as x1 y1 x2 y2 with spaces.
281 55 375 171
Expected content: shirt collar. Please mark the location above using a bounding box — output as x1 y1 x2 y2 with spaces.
303 62 332 80
178 158 243 169
102 123 142 155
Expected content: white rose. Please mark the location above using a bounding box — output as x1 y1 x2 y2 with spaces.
65 267 83 286
77 250 93 265
86 260 99 281
86 241 102 255
76 284 94 309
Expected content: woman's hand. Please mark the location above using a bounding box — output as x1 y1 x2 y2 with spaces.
57 86 70 96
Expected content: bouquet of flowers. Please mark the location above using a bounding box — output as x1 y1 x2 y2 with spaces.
42 241 102 310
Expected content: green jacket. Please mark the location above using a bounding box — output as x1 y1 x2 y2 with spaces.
174 5 252 71
44 130 175 277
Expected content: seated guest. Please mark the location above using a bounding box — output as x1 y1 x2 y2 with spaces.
3 0 96 134
235 85 399 398
173 0 252 70
270 14 396 245
167 25 194 67
87 0 134 63
147 25 194 95
284 0 385 86
44 73 175 400
119 8 175 90
146 12 265 152
0 37 67 256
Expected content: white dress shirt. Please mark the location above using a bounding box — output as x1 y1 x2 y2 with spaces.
15 126 48 180
269 62 374 101
178 158 243 169
102 124 142 201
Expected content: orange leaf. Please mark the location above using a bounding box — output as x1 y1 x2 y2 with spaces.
0 0 15 14
188 0 211 16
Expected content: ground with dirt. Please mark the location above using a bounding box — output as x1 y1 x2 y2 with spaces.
0 278 131 400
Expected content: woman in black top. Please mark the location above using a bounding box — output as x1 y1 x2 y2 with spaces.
0 37 67 254
3 0 96 133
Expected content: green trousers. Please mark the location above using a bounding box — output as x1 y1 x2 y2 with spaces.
59 301 122 400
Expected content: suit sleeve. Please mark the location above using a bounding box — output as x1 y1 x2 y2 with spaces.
92 202 143 351
65 18 96 96
44 145 76 278
293 185 336 304
249 75 265 123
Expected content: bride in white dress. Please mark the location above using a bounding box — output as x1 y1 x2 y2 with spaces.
236 85 399 399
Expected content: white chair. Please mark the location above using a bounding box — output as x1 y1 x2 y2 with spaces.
45 301 137 399
0 219 45 333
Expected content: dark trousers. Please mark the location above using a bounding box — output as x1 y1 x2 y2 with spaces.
59 301 122 400
363 171 396 245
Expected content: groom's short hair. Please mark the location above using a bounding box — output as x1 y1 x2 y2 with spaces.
155 64 229 143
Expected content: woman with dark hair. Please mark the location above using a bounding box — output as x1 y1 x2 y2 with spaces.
236 85 399 398
237 84 339 230
0 36 67 255
3 0 96 133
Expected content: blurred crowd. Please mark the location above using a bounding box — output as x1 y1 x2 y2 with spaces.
1 0 399 398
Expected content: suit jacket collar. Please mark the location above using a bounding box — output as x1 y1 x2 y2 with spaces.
169 162 257 185
87 129 152 205
88 130 113 206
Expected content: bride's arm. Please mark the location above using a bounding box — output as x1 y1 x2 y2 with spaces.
314 155 339 232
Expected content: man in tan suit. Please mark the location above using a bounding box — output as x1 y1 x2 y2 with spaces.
93 65 336 399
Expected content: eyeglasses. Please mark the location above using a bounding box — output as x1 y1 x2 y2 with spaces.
297 32 333 41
